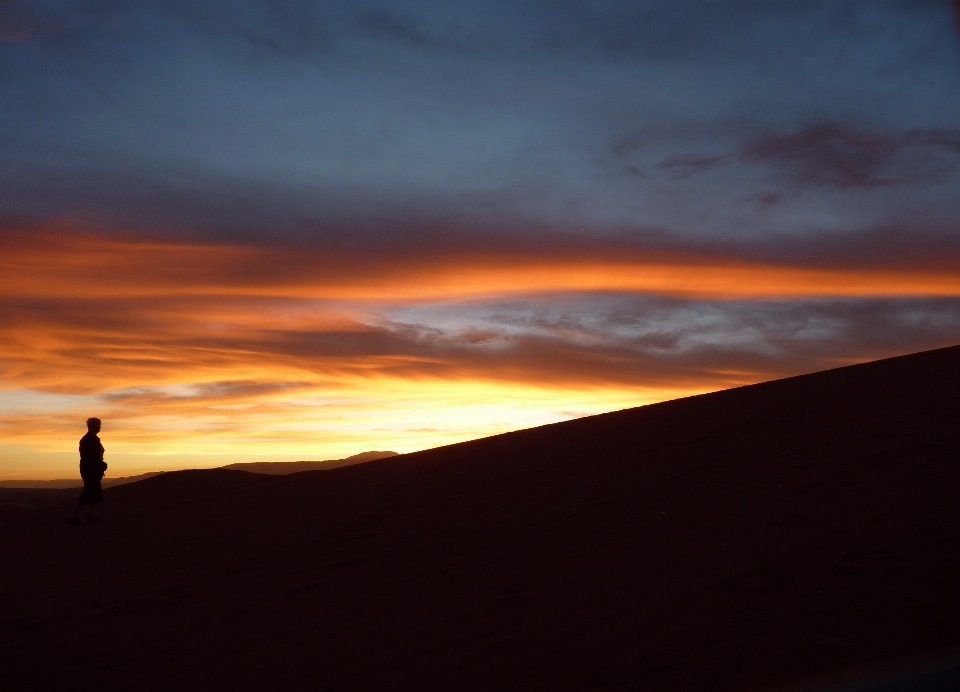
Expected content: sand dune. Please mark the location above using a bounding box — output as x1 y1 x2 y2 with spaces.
2 346 959 691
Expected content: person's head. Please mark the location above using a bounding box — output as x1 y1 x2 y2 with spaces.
86 417 101 433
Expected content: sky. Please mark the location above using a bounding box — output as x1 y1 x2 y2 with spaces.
2 0 960 478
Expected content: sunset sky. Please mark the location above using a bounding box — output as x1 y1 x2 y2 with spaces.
2 0 960 479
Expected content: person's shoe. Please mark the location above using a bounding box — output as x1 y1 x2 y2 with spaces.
87 515 99 523
68 517 83 525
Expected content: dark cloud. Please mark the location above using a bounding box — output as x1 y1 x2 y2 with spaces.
654 124 960 188
1 1 876 62
742 124 960 188
0 0 128 49
354 8 443 49
659 154 733 179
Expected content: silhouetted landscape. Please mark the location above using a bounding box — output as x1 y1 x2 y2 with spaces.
2 346 959 691
0 472 165 490
0 451 400 491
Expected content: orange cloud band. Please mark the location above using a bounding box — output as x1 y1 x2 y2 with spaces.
4 229 960 301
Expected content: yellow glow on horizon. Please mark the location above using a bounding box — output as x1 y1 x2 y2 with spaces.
0 378 716 479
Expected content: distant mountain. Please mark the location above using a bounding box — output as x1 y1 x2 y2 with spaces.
220 451 399 475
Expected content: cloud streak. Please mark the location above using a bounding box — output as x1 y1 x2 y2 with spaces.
4 228 960 303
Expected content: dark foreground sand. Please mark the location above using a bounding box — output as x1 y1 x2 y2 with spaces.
2 346 959 691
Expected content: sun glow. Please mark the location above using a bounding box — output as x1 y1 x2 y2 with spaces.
0 379 709 479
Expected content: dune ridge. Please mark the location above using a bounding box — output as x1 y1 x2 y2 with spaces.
1 346 959 691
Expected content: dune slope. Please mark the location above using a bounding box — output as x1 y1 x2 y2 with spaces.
2 346 959 691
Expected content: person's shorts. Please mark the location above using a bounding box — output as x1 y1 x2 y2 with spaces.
78 479 102 505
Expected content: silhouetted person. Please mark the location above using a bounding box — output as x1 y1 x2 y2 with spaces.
71 417 106 524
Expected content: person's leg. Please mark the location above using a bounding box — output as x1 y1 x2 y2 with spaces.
69 500 85 524
73 484 87 517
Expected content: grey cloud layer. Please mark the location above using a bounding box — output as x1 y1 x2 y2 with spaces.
2 0 959 248
383 295 960 383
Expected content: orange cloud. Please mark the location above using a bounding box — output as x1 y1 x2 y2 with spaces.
5 227 960 302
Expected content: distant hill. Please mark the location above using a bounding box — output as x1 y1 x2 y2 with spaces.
0 471 164 490
220 451 399 474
